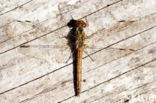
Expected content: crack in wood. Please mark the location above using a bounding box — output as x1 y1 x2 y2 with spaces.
19 80 72 103
0 0 33 16
19 87 58 103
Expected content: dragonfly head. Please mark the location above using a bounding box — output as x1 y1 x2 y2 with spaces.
67 19 87 28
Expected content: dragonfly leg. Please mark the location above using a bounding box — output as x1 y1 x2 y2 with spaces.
84 50 94 62
84 44 94 61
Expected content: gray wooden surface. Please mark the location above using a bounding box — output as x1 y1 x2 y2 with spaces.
0 0 156 103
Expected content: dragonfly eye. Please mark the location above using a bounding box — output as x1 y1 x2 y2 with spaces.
67 19 77 28
75 20 87 27
67 19 76 27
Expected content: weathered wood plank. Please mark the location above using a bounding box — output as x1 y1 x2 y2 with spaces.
0 0 156 103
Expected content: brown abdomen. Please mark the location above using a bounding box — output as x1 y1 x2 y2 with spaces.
75 48 83 96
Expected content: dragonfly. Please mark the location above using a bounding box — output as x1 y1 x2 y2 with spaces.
66 19 91 96
19 19 135 96
20 19 93 96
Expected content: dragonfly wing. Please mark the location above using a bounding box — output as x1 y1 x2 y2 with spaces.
18 30 72 63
